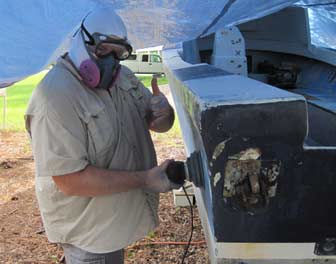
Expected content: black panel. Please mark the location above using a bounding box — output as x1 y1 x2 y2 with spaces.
196 101 336 242
307 102 336 146
170 57 336 244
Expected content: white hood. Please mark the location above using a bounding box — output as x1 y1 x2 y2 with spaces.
68 6 128 70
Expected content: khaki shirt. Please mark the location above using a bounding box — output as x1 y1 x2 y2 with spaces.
25 57 159 253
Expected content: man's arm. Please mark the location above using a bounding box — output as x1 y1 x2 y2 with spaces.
52 159 175 196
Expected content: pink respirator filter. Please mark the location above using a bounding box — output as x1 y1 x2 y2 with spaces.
79 59 100 88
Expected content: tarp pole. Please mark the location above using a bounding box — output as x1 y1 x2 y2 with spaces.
0 89 6 129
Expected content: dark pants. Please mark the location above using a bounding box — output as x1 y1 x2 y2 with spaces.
61 244 124 264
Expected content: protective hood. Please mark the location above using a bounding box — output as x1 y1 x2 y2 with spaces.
82 6 127 40
68 6 128 71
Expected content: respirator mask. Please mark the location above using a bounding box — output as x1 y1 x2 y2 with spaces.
69 14 133 90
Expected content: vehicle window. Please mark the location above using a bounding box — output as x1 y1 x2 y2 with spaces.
127 54 137 60
142 55 149 62
151 55 162 63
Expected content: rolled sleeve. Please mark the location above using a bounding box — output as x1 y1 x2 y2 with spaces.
29 106 89 177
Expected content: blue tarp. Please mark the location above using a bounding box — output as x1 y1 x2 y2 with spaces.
0 0 335 86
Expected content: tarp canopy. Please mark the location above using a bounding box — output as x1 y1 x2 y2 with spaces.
0 0 335 86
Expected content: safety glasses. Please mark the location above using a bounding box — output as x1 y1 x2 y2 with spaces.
81 23 133 60
93 34 133 60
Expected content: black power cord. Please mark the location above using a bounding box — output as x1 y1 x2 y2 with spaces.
181 185 194 264
165 161 195 263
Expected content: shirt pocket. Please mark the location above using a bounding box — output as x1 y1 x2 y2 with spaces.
81 105 116 158
119 72 149 121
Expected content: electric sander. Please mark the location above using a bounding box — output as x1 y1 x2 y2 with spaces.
165 151 203 187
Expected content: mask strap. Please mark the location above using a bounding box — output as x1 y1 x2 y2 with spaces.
81 22 95 45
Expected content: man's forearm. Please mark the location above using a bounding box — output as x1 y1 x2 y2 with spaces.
52 165 146 197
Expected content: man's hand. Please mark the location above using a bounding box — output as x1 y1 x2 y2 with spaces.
143 159 182 193
149 76 174 132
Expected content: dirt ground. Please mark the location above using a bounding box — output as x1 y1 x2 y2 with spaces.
0 130 209 264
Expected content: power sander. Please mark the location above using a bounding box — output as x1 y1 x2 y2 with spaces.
165 151 203 187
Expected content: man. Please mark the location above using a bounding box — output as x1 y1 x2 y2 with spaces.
25 6 180 264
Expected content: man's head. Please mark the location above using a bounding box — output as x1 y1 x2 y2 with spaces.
69 6 132 89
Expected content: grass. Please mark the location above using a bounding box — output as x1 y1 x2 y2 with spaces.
0 71 47 131
0 72 175 133
137 75 168 87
